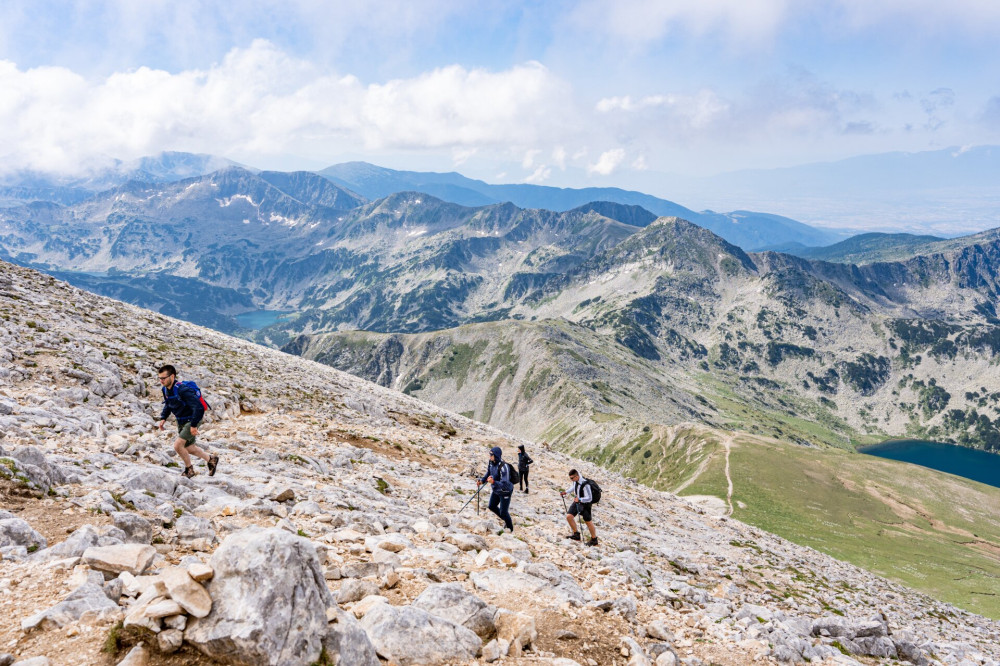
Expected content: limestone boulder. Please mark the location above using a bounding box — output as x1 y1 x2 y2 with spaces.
322 608 379 666
160 566 212 618
122 470 177 497
471 568 589 607
82 544 156 575
0 517 46 552
21 583 121 631
184 527 333 665
111 512 153 545
359 603 482 665
412 583 496 639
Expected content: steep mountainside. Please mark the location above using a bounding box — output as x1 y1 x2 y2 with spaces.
289 217 1000 454
1 258 1000 666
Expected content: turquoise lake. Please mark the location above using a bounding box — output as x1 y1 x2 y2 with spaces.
234 310 293 329
858 439 1000 489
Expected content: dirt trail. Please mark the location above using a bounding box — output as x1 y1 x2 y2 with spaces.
723 433 734 517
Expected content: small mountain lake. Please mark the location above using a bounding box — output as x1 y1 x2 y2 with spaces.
234 310 294 330
858 439 1000 489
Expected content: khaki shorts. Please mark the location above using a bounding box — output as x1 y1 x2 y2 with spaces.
176 422 197 447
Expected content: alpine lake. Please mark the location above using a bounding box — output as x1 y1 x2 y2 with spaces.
858 439 1000 489
235 310 294 330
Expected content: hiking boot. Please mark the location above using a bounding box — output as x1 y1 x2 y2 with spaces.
182 466 196 478
568 532 581 541
524 488 529 494
587 537 599 547
208 454 219 476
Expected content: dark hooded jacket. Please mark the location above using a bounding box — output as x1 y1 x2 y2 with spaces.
479 446 514 494
517 446 533 472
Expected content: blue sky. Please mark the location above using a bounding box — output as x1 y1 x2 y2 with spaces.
1 0 999 199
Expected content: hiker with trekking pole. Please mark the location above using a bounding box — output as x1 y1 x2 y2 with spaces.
562 468 600 546
478 446 515 534
156 364 219 479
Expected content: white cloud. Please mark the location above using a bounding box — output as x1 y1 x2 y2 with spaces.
552 146 567 169
0 41 574 176
522 149 541 169
570 0 792 46
588 148 626 175
451 147 478 165
834 0 1000 32
525 165 552 183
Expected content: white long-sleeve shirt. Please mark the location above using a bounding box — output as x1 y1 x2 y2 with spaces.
566 478 593 504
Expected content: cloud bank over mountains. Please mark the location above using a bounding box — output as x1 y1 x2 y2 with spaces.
0 0 998 186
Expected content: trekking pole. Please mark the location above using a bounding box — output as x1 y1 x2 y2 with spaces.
458 483 486 514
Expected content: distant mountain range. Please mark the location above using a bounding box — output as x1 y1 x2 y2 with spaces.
319 161 843 251
0 151 845 251
0 152 242 209
5 151 1000 457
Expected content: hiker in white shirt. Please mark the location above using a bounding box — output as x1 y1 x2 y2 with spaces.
561 468 598 546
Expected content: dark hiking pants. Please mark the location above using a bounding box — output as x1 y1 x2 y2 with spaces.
518 466 529 491
488 491 513 531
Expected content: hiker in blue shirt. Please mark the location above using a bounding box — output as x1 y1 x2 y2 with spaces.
478 446 514 533
157 364 219 478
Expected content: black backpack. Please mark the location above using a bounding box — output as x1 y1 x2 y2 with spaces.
505 462 520 485
585 479 602 504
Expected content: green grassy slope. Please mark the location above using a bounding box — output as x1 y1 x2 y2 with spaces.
674 432 1000 619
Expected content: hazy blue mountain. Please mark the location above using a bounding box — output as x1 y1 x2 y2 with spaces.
785 232 946 264
319 161 842 251
0 151 243 195
0 185 93 208
258 170 367 210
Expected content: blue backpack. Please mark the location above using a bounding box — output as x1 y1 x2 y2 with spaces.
164 380 211 411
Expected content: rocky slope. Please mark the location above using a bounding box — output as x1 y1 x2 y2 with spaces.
1 260 1000 666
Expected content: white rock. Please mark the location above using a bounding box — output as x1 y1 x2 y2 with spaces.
160 566 212 618
350 594 388 619
115 643 149 666
186 561 214 582
157 629 183 654
82 544 156 575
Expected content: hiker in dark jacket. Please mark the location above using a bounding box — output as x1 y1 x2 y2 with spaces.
517 444 533 493
157 364 218 479
478 446 514 533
